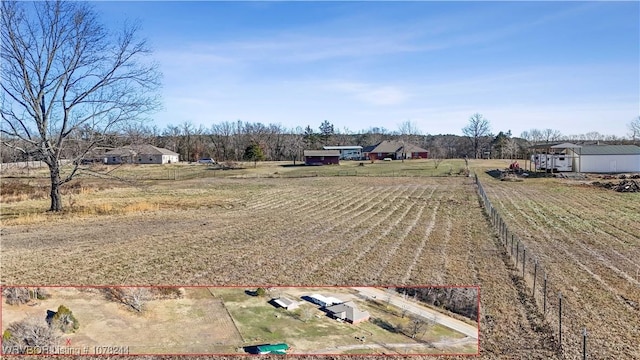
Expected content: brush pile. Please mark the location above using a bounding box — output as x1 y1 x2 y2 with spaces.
591 179 640 192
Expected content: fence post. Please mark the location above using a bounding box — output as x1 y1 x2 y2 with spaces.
522 247 526 278
511 235 514 256
516 242 520 267
533 260 538 296
504 228 508 247
558 292 563 351
505 227 508 246
583 328 587 360
543 273 548 315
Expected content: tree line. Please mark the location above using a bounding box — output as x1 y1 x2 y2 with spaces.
4 117 636 165
396 287 479 321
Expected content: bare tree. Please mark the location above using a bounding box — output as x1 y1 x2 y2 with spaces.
398 120 421 162
462 113 491 159
102 287 151 312
628 116 640 143
285 126 304 164
406 315 430 339
541 128 563 143
1 1 161 211
429 137 448 168
2 317 61 354
521 128 544 144
385 287 396 308
585 131 605 142
503 138 519 159
2 287 49 305
300 305 314 322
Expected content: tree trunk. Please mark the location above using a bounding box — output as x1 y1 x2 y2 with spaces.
48 163 63 212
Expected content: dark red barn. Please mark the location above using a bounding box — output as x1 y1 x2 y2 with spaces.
303 150 340 165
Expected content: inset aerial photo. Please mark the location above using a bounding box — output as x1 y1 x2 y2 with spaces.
2 286 478 355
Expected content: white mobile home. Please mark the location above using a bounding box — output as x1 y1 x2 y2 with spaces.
322 146 363 160
308 294 343 307
531 153 573 172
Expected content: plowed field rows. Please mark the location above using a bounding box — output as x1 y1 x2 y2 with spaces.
1 176 557 358
479 174 640 359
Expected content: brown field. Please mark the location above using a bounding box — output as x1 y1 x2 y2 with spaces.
0 172 558 359
477 172 640 359
18 159 640 358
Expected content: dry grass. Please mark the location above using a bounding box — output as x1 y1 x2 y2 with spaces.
1 176 558 359
478 172 640 359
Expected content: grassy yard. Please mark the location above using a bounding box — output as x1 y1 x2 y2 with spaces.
212 288 474 354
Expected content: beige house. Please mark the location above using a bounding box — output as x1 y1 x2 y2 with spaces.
273 297 299 310
103 144 179 164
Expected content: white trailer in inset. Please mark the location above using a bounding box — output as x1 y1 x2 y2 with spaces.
531 153 572 172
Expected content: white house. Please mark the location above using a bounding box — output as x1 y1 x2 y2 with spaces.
322 146 363 160
566 144 640 173
308 294 343 308
104 144 179 165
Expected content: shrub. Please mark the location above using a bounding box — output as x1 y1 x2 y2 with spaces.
151 287 184 299
51 305 79 333
2 318 60 354
256 287 266 297
102 287 151 312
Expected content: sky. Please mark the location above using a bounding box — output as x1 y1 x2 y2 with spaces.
92 1 639 137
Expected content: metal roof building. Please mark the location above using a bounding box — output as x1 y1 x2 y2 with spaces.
529 143 640 173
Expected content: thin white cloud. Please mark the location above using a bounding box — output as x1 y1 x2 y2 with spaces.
327 81 410 106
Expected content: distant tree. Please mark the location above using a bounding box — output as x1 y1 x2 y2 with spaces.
300 306 313 322
629 116 640 143
397 120 422 162
303 125 318 149
385 287 395 308
319 120 335 145
503 137 520 159
491 131 511 159
405 315 431 339
428 137 446 168
285 127 305 164
541 129 563 143
0 1 161 211
526 129 544 144
243 142 265 168
462 114 491 159
2 287 50 305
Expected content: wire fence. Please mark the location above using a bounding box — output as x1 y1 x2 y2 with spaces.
474 173 590 360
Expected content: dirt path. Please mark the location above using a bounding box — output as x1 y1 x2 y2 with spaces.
353 287 478 339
